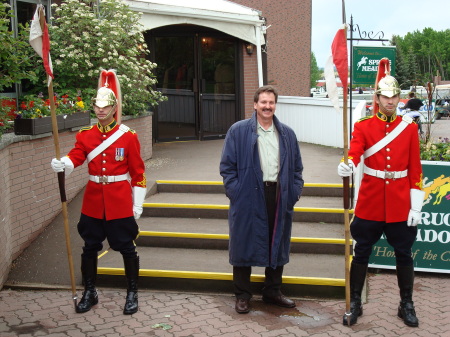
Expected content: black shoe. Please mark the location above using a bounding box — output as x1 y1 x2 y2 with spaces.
262 295 295 308
123 256 139 315
123 291 138 315
398 301 419 327
76 288 98 313
76 257 98 313
342 262 368 326
235 298 250 314
342 301 363 326
396 265 419 327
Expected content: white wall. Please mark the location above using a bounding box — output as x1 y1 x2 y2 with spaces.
276 96 366 148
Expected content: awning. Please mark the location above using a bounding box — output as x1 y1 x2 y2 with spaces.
125 0 266 85
125 0 265 45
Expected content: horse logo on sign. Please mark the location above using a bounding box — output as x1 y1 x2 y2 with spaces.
357 56 368 70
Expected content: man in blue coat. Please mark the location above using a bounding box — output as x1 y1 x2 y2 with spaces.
220 85 304 314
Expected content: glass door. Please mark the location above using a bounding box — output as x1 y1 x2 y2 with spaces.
199 36 237 139
154 36 196 141
151 30 238 141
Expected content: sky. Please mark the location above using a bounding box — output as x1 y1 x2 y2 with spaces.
312 0 450 69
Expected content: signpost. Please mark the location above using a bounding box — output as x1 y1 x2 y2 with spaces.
347 15 389 131
369 161 450 273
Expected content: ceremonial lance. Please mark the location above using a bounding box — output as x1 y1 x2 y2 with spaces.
324 17 352 323
29 4 78 310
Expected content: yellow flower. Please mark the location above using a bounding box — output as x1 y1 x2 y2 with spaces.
76 101 85 109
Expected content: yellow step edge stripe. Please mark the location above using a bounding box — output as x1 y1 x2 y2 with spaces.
143 203 354 214
143 203 229 209
97 267 345 287
156 180 347 188
157 180 224 185
138 231 352 245
296 207 354 214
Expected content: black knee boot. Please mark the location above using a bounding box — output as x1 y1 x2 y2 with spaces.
397 265 419 327
343 262 367 326
123 256 139 315
76 257 99 313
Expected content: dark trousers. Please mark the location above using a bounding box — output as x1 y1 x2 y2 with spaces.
234 183 283 299
351 216 417 266
77 213 139 259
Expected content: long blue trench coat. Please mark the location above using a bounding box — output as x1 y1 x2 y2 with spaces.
220 112 304 269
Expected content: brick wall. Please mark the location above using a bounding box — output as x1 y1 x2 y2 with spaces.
0 114 152 287
242 44 259 119
233 0 312 97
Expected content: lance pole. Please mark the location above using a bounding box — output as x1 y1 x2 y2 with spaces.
341 23 352 324
38 6 78 310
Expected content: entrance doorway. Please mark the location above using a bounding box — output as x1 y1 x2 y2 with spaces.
146 26 240 142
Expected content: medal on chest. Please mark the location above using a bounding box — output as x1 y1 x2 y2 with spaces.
115 148 125 161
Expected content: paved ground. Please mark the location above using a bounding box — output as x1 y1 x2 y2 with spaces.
1 271 449 336
2 119 450 336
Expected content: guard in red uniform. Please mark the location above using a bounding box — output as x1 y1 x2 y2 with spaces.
51 69 147 315
337 58 424 327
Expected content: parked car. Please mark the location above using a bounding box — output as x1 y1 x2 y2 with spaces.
434 84 450 120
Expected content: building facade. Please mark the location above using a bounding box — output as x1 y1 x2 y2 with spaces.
5 0 312 142
233 0 312 97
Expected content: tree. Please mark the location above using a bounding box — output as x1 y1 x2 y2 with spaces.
392 28 450 86
310 52 321 88
29 0 165 115
0 3 37 92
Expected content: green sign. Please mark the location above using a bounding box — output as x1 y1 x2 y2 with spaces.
368 161 450 273
352 46 396 86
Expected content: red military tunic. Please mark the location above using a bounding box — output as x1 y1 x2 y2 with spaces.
67 120 146 220
349 112 422 223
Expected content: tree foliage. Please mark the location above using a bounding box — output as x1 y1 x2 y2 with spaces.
310 52 321 88
30 0 165 115
392 28 450 87
0 3 38 92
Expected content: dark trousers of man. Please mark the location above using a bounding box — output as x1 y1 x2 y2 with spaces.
350 216 417 266
78 213 139 258
233 183 283 300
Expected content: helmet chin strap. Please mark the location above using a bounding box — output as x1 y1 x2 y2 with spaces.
97 105 116 121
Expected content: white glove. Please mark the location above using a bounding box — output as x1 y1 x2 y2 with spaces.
407 189 425 227
51 156 74 176
132 186 147 220
337 159 355 177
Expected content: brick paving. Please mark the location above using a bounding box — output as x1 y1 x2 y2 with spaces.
1 271 449 336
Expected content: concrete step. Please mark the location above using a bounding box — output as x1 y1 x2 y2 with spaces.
155 180 345 197
96 247 345 299
145 191 343 208
143 192 351 223
95 181 353 299
136 217 349 254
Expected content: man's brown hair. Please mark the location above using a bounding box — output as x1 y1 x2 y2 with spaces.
254 85 279 103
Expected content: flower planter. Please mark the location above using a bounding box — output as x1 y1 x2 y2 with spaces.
63 112 90 129
14 115 65 135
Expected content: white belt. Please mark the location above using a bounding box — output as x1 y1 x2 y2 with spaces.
89 173 129 184
363 166 408 180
